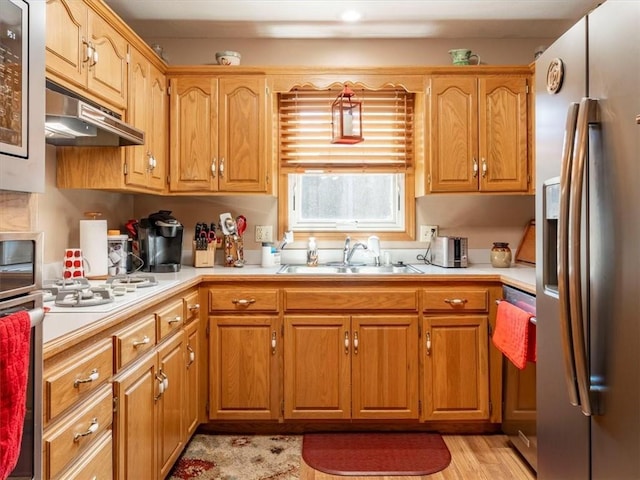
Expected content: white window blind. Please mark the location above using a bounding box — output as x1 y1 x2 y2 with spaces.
279 87 414 170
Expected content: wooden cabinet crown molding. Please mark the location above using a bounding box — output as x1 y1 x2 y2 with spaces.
167 65 533 94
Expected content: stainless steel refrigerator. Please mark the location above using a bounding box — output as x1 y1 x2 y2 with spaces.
535 0 640 478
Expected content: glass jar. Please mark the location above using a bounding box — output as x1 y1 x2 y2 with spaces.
490 242 512 268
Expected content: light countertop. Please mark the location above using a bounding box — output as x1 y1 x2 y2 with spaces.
42 262 535 348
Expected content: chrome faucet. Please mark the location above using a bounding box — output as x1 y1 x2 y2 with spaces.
342 236 369 265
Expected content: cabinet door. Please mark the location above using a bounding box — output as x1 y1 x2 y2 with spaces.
114 353 158 480
429 76 478 192
209 315 280 420
45 0 88 88
351 315 419 419
169 77 218 192
218 76 267 192
184 319 201 438
148 64 168 191
422 315 490 421
283 315 351 420
478 76 529 192
87 9 128 109
157 332 185 479
125 47 151 189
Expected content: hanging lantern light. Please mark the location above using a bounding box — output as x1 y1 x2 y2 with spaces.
331 85 363 144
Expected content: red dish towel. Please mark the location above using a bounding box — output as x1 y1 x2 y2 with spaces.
0 311 31 480
492 301 536 369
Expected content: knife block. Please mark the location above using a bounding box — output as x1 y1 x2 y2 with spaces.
192 241 216 268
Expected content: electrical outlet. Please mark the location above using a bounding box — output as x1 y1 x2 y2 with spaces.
255 225 273 243
419 225 439 242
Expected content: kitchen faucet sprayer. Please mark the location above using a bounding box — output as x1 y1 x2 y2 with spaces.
278 230 294 250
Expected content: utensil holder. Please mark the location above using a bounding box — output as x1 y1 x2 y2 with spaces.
192 241 216 267
223 235 243 267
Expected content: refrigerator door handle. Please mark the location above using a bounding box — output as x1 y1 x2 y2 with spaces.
558 102 581 407
568 97 599 416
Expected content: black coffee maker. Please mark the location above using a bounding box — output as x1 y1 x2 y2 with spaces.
138 210 184 272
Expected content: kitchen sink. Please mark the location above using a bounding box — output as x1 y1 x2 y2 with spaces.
276 264 423 275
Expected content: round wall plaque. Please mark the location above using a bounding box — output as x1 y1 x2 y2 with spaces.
546 58 564 94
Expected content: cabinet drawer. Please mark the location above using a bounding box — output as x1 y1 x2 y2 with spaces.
45 338 113 422
57 430 112 480
423 288 489 312
43 385 113 479
209 288 279 312
114 314 156 370
156 299 184 340
184 290 201 324
284 289 418 311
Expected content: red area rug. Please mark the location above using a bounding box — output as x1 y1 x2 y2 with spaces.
302 432 451 476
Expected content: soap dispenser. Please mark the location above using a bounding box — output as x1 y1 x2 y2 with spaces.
306 237 318 267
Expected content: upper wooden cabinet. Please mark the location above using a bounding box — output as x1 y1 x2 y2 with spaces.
126 47 167 192
46 0 128 110
426 74 530 194
168 75 271 194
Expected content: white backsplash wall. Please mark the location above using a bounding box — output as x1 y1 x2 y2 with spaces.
39 145 135 268
146 37 552 66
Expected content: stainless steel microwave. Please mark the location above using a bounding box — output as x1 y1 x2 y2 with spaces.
0 0 46 193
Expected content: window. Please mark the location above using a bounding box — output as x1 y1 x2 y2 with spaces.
279 87 415 239
288 172 405 232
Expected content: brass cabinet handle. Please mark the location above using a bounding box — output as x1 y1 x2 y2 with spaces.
219 158 225 177
344 331 349 354
353 331 359 354
167 315 182 324
73 418 98 442
232 298 255 306
271 331 277 355
426 332 432 356
211 158 217 177
82 39 91 64
154 373 165 401
481 158 487 177
74 368 99 388
472 158 478 177
188 303 200 312
187 344 195 367
132 335 150 348
444 298 467 306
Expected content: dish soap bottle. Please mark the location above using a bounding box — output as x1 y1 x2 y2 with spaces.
306 237 318 267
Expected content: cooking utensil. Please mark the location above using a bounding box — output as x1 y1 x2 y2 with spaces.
236 215 247 237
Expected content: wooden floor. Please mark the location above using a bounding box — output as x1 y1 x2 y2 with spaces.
300 434 536 480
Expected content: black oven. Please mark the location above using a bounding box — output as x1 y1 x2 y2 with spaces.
1 232 43 480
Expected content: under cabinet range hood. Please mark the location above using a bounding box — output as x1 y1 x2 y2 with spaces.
44 86 144 146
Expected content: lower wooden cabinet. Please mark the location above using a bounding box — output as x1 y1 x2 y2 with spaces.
283 314 419 420
57 430 113 480
422 314 490 421
209 315 280 420
422 286 492 421
114 330 189 480
184 317 202 437
113 351 158 479
157 332 186 479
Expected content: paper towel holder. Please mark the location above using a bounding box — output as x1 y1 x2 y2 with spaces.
84 211 103 220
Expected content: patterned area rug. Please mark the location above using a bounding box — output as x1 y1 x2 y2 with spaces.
168 434 301 480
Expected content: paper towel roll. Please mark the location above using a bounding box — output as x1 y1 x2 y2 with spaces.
80 219 108 279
